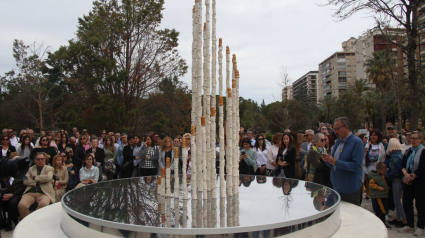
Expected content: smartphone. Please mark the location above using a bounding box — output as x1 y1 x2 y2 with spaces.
241 151 246 155
324 123 327 126
277 155 283 161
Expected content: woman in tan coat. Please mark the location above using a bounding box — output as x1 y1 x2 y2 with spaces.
52 155 69 202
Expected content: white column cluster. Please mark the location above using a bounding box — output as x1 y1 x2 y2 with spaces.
188 0 240 201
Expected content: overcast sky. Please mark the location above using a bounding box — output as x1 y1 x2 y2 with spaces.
0 0 375 104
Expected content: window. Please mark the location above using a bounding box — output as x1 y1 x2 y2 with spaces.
338 72 346 77
338 77 347 82
346 59 351 63
347 65 351 68
347 71 351 75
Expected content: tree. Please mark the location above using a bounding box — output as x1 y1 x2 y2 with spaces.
365 50 406 133
319 95 336 123
142 76 191 136
321 0 422 129
0 40 66 132
45 0 187 132
348 78 372 98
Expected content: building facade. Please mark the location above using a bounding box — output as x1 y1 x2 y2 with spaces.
318 50 356 101
291 71 319 103
355 30 405 87
282 86 292 101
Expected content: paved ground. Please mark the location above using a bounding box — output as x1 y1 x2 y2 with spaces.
360 195 418 238
0 195 420 237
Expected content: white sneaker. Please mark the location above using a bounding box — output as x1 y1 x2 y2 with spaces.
398 226 415 233
414 228 424 236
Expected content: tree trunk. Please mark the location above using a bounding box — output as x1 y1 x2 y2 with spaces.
380 91 386 136
38 92 43 134
406 4 419 130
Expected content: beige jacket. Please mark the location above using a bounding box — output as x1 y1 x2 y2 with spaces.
23 165 56 203
54 166 69 189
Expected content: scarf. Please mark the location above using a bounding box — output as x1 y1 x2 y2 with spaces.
407 144 423 172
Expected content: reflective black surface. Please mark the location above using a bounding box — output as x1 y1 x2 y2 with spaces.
62 176 339 229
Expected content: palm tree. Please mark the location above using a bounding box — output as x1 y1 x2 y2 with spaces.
348 78 372 98
364 50 394 134
363 91 379 126
319 95 337 122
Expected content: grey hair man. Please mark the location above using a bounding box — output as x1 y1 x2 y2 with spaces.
321 117 364 206
302 129 314 152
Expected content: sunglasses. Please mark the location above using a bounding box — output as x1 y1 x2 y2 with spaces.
61 155 67 157
320 139 328 142
35 158 45 161
41 139 48 141
258 138 264 141
2 139 9 141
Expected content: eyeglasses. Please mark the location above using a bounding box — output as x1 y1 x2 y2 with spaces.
61 155 67 157
35 158 45 161
333 126 344 131
2 139 9 141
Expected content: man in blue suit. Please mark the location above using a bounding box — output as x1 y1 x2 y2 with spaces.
322 117 364 206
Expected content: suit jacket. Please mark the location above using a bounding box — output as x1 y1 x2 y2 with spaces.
23 165 56 203
276 146 296 178
301 142 311 152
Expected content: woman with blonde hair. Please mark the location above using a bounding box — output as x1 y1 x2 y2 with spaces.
385 138 407 227
51 155 69 202
158 136 175 174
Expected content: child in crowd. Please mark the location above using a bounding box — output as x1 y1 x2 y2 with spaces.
368 162 391 229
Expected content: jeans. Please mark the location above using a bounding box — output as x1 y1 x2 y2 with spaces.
403 182 425 228
392 180 406 220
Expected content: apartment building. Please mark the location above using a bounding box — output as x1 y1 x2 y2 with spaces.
282 86 292 101
318 40 357 101
355 30 405 83
291 71 319 103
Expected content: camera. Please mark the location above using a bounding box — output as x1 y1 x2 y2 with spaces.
0 156 30 180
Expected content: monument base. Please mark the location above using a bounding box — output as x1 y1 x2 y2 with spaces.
14 201 387 238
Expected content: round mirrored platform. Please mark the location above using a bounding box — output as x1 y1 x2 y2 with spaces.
62 176 340 237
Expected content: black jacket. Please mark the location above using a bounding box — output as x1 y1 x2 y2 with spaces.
30 147 57 164
2 145 16 157
86 147 105 168
402 147 425 184
276 146 296 179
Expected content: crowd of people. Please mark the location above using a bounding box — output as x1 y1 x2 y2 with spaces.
0 116 424 236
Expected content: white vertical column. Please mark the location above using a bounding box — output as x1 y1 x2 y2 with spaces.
218 38 225 198
174 147 179 199
196 0 204 196
182 137 188 200
210 0 217 199
225 46 233 197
